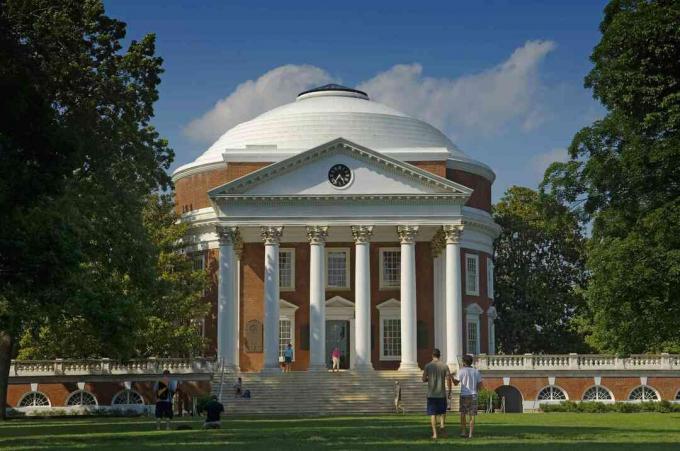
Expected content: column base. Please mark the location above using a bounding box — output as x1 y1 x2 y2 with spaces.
353 364 374 372
260 366 282 375
308 363 328 372
398 362 421 372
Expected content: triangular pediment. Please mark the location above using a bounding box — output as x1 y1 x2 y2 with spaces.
376 298 401 310
209 138 472 199
326 296 355 308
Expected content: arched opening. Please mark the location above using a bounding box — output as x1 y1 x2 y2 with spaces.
495 385 523 413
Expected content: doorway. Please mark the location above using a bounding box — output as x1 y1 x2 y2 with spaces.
326 320 350 369
495 385 523 413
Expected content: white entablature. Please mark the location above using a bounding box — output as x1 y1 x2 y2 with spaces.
209 138 473 227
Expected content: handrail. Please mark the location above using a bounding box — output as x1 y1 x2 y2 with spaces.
217 358 226 403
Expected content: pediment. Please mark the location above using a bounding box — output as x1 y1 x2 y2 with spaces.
280 299 299 311
209 138 472 199
326 296 355 309
376 298 401 310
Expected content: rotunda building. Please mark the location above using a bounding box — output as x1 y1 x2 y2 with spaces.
173 84 500 372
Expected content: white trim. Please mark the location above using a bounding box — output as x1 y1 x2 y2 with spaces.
627 385 660 402
581 385 615 402
325 296 356 369
536 385 569 402
279 298 299 362
65 390 99 407
377 298 401 361
325 247 351 290
278 248 296 291
379 247 401 290
17 391 51 408
487 258 494 299
111 389 145 406
466 303 482 355
465 254 480 296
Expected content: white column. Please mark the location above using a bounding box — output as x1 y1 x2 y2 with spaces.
307 225 328 371
352 225 373 371
216 225 238 369
397 225 419 371
234 239 243 369
444 225 464 370
261 226 283 373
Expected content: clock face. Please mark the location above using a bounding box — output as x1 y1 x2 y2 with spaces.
328 164 352 188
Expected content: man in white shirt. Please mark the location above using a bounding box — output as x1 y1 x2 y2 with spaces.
453 354 482 439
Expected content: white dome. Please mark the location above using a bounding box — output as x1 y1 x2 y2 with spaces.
175 85 492 180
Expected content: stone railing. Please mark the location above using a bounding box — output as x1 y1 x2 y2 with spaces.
9 357 215 377
475 353 680 371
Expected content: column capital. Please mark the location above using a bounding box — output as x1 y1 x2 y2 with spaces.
430 229 446 256
216 225 239 245
351 225 374 244
234 234 244 258
306 225 328 245
443 224 464 244
397 225 419 244
260 226 283 245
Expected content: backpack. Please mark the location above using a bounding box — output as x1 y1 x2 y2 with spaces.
242 390 251 399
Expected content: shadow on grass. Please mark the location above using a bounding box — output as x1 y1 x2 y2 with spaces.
1 414 680 450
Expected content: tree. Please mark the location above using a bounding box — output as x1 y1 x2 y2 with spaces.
0 1 172 418
542 0 680 353
17 194 210 359
493 186 589 354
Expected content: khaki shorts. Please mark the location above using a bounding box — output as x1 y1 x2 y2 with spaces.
460 395 478 416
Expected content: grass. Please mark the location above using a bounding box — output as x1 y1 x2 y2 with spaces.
1 413 680 450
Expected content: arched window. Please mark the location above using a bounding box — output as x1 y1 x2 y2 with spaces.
537 386 567 401
628 385 659 401
111 389 144 406
18 391 51 408
582 386 613 401
675 390 680 401
65 390 98 406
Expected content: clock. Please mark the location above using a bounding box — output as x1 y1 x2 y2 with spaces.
328 164 352 188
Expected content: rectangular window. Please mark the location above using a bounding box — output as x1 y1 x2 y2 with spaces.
382 318 401 358
466 254 479 296
467 320 479 355
326 248 350 289
380 248 401 289
279 249 295 291
487 259 494 299
279 318 293 359
192 254 205 271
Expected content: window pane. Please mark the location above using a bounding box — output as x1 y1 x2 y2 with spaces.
327 251 347 288
383 318 401 357
467 321 478 354
382 251 400 287
466 256 478 294
279 251 292 288
279 319 292 358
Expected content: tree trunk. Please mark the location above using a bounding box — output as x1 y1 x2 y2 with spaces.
0 330 13 421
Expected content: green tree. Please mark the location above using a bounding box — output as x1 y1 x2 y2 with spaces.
542 0 680 353
0 0 172 418
493 186 589 354
18 194 210 359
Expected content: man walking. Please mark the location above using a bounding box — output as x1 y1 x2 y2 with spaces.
153 370 177 431
422 348 452 440
453 354 483 439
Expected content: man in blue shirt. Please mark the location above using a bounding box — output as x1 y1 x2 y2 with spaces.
153 370 177 430
283 343 294 372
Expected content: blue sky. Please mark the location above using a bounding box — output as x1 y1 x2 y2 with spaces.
104 0 608 200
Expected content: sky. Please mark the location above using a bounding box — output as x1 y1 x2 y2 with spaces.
104 0 608 201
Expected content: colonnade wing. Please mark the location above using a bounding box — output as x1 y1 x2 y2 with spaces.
208 138 472 225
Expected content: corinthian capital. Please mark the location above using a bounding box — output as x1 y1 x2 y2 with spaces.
443 224 463 244
397 225 419 244
306 225 328 245
216 225 239 245
351 225 374 244
260 226 283 245
430 229 445 256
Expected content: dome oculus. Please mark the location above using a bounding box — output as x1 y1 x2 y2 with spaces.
328 164 352 188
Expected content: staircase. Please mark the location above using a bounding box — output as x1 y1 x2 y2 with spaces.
211 370 460 416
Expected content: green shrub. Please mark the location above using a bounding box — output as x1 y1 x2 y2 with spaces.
477 388 499 412
541 401 677 414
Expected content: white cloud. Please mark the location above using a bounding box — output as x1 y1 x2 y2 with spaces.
183 65 335 143
183 40 556 144
530 148 569 179
357 40 556 137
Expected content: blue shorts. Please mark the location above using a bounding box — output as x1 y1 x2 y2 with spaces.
427 397 447 416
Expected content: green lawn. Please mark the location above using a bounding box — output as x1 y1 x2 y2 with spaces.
1 413 680 450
